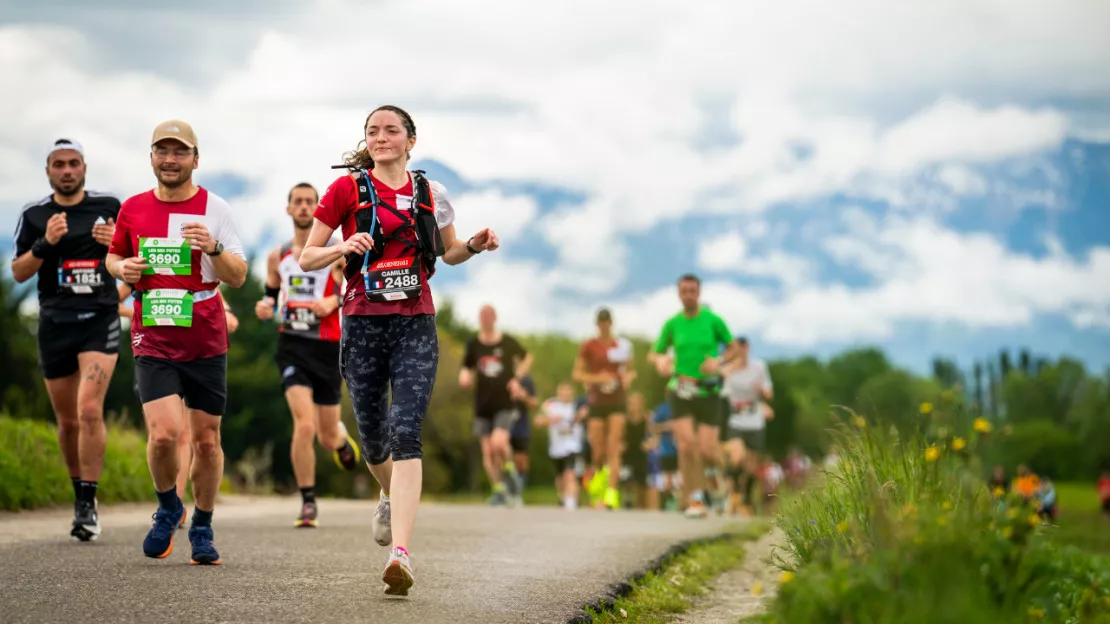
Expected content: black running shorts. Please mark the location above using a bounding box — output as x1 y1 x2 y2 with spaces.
37 309 121 379
135 354 227 416
275 333 342 406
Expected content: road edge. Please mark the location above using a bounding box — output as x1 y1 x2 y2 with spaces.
566 521 769 624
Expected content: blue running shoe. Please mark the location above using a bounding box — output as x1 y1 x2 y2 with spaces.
189 525 222 565
143 501 184 559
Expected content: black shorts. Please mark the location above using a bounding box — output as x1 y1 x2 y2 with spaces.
37 309 120 379
474 409 518 437
552 454 579 473
136 354 227 416
510 433 530 453
276 334 342 406
666 391 721 426
725 428 766 452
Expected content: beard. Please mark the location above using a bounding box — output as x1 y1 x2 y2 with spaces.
156 168 191 188
50 176 85 197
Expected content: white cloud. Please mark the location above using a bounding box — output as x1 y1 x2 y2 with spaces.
697 231 746 271
3 1 1110 353
448 189 538 243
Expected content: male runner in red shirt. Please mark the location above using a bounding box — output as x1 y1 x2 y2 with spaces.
107 120 247 565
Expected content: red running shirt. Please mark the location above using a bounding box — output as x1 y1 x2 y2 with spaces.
314 171 455 318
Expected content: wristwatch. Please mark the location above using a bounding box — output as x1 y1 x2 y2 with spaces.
31 237 53 259
466 238 482 255
207 240 224 257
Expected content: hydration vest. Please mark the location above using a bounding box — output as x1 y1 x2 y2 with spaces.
343 169 445 284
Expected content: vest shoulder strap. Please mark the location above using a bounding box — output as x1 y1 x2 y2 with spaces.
278 239 294 258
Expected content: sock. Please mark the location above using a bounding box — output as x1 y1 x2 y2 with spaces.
380 491 390 502
300 486 316 505
79 481 98 505
192 506 213 527
692 489 705 504
395 546 409 557
503 461 518 477
71 477 81 501
155 486 180 512
519 471 529 488
492 481 505 493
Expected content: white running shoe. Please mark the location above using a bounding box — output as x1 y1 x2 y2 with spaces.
372 496 392 546
684 501 709 519
382 547 414 596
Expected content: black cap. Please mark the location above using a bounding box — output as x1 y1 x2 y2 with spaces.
736 336 749 346
596 308 613 322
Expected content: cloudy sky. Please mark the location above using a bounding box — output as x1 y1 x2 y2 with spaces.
3 0 1109 374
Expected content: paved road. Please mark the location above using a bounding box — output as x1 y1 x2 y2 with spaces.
0 496 740 624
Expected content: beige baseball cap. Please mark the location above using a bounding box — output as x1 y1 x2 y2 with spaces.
151 120 197 149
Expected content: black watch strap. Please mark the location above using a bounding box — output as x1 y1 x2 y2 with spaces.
466 238 481 255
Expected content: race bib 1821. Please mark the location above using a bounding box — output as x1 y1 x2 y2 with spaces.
139 237 192 275
141 289 194 327
57 259 103 294
364 256 422 302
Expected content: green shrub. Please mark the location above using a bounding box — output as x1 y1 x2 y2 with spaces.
766 402 1110 624
0 414 152 510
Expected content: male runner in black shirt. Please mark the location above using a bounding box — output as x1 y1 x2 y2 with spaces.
459 305 533 507
11 138 121 542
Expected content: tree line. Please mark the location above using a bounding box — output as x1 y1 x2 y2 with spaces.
2 258 1107 496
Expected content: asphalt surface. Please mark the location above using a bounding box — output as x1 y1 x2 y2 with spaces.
0 495 740 624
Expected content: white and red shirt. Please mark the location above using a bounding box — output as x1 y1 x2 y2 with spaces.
277 238 342 342
108 187 245 362
314 171 455 318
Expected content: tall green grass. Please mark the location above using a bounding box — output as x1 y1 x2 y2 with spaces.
762 405 1110 624
0 414 152 510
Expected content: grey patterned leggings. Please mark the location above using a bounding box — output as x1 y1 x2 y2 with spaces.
340 313 439 464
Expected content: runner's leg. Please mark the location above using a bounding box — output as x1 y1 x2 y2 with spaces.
671 414 699 508
286 385 319 520
141 392 187 559
604 412 626 509
381 315 437 595
44 374 81 491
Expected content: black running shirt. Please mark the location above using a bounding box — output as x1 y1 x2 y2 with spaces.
13 192 121 321
463 334 528 417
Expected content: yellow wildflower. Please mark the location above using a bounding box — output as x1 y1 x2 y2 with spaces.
1029 514 1040 527
992 486 1004 498
925 446 940 462
1008 508 1019 519
952 437 966 451
852 415 867 429
920 402 934 415
836 520 849 534
751 582 764 596
973 418 992 433
937 516 948 527
779 571 794 584
1028 607 1044 619
1003 527 1013 539
942 501 953 511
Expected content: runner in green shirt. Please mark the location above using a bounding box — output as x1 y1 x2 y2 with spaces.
648 273 737 518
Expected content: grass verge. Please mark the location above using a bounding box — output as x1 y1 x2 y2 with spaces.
571 521 770 624
759 404 1110 624
0 414 152 511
